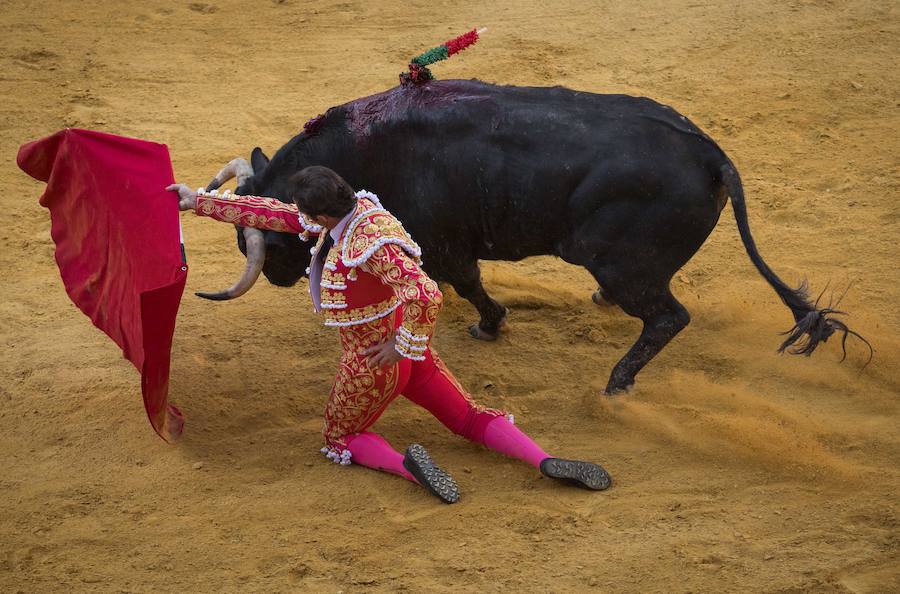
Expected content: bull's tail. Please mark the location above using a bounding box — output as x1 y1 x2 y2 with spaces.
720 162 871 364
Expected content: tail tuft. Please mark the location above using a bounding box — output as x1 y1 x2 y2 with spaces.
721 162 872 367
777 284 873 367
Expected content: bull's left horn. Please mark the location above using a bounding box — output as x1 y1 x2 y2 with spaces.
195 227 265 301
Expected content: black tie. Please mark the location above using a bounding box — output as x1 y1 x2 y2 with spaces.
318 233 334 264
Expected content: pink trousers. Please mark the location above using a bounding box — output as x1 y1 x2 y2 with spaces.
320 311 550 477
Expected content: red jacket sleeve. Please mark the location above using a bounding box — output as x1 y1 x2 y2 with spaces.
194 190 322 238
360 243 443 360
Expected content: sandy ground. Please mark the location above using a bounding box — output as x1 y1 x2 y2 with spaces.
2 0 899 592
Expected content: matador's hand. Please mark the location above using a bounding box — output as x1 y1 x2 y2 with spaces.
165 183 198 211
362 338 404 369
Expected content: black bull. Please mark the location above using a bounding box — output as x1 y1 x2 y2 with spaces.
210 79 861 394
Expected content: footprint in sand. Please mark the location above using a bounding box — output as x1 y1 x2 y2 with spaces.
188 3 218 14
14 49 59 64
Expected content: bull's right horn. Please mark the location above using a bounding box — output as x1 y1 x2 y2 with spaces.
204 157 254 192
195 227 265 301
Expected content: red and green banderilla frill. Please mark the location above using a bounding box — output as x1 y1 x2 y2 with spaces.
400 28 486 85
304 28 486 136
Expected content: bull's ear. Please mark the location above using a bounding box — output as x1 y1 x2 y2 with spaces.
251 147 270 174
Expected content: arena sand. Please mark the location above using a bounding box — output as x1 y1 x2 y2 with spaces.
1 1 898 592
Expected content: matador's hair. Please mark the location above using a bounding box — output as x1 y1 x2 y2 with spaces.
289 166 356 218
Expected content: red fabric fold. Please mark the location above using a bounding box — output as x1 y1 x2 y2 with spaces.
17 128 187 441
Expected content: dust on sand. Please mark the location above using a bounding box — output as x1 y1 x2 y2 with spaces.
1 1 898 592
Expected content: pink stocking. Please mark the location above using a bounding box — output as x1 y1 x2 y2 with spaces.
344 432 417 483
482 416 551 469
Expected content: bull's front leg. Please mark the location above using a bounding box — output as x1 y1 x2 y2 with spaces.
445 263 507 341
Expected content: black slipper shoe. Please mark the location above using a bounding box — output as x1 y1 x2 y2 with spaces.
540 458 612 491
403 443 460 504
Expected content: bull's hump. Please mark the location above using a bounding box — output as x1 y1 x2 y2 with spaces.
341 79 685 124
341 80 496 131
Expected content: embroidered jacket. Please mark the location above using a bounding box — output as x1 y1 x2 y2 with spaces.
194 189 441 360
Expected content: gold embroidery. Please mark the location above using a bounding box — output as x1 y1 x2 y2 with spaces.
321 268 346 287
323 316 403 447
197 192 299 213
197 195 294 232
321 291 348 306
342 208 421 265
322 297 400 326
361 244 443 347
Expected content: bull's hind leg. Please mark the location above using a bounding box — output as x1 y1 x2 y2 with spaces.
560 203 710 394
446 262 507 341
601 285 690 394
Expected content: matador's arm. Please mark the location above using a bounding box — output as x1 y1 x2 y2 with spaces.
361 244 443 360
191 188 323 239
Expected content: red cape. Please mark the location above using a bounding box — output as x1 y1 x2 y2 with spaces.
18 129 187 441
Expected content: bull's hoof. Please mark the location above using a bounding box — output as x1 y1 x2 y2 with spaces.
603 382 634 397
592 289 615 307
468 324 500 341
468 309 509 341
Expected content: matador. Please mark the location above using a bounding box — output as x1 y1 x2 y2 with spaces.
168 166 610 502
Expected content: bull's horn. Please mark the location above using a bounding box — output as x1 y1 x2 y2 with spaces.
195 227 265 301
204 157 254 192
